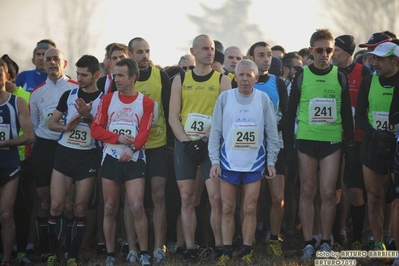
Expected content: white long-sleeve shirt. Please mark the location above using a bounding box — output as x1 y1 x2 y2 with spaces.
30 76 79 140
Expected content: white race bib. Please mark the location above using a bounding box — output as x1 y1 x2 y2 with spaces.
308 98 337 124
42 105 57 124
0 124 10 150
109 121 137 138
63 123 92 147
184 113 212 140
231 123 259 150
372 111 399 132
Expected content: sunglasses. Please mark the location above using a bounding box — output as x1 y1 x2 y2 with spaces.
290 66 303 71
182 66 195 71
313 47 334 54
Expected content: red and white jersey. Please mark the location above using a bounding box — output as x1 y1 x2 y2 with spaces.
91 91 154 161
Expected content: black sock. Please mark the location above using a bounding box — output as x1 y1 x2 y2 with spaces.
107 252 115 258
48 214 62 255
305 240 314 247
270 234 278 241
37 216 49 254
223 245 233 258
65 217 74 254
69 216 86 259
140 250 149 256
240 244 252 256
320 239 331 246
350 204 365 242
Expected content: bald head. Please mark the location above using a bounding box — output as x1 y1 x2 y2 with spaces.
44 48 67 82
192 34 213 49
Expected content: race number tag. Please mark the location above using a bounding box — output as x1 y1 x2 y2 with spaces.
0 124 10 150
152 102 159 126
184 113 212 140
308 98 337 124
64 123 92 147
231 123 259 150
42 105 57 124
109 121 137 138
372 111 399 132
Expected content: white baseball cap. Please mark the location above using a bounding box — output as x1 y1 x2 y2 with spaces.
367 42 399 57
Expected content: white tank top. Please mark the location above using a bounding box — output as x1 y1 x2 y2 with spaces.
58 88 103 150
221 89 266 172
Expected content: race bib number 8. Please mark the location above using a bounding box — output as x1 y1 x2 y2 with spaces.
184 113 212 140
231 123 259 150
109 121 137 138
0 124 10 150
309 98 337 124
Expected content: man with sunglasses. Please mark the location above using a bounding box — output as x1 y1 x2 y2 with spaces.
128 37 172 263
331 35 372 251
284 29 354 259
178 54 196 72
29 48 80 261
246 41 288 257
281 52 304 91
355 42 399 252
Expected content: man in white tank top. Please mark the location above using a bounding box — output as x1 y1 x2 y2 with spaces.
208 59 280 264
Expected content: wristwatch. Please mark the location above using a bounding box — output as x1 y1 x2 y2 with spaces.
201 136 209 143
129 145 136 152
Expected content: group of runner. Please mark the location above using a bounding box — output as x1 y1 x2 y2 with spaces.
1 28 399 266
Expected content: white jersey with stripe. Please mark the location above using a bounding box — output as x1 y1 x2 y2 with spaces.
58 88 103 150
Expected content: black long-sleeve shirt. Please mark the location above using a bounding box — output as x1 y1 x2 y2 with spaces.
389 74 399 126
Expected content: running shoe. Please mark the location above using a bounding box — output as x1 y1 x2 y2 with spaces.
126 250 139 264
301 244 315 259
139 254 151 266
217 254 232 266
267 239 283 257
153 248 166 263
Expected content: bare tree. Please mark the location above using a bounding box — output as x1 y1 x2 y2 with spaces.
59 0 101 70
187 0 265 53
322 0 399 45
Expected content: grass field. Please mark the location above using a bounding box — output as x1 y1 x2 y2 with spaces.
28 226 395 266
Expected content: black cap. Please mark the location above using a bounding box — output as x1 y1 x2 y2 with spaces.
1 54 19 80
269 56 282 77
359 32 392 48
214 50 224 64
335 35 356 55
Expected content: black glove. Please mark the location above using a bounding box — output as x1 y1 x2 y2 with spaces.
372 130 396 160
182 139 207 162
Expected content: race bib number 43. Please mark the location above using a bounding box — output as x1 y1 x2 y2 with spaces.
184 113 212 140
309 98 337 124
231 123 259 150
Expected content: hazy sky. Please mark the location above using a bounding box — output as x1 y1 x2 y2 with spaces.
1 0 331 76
